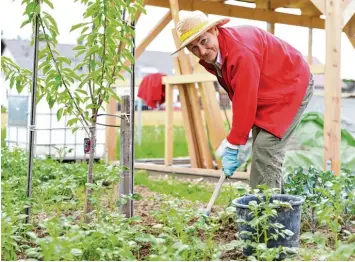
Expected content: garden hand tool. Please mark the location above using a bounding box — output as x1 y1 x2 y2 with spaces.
204 174 226 216
204 139 243 217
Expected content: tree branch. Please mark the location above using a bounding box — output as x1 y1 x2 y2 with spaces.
39 16 90 135
96 1 108 115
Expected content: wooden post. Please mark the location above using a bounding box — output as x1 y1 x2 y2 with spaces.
256 0 275 34
119 96 132 216
169 0 214 168
164 84 174 166
173 58 200 168
106 91 117 162
308 28 313 65
324 0 342 176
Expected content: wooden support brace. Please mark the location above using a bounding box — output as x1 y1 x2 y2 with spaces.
173 57 201 168
136 11 172 59
342 0 355 27
308 28 313 65
106 90 117 162
164 84 174 166
310 0 325 14
324 0 342 175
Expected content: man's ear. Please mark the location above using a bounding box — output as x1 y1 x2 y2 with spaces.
212 26 219 36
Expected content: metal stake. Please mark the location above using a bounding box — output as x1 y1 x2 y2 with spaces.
25 5 40 223
129 18 136 217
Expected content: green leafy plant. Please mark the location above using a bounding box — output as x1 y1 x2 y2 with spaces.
236 186 296 260
1 0 145 218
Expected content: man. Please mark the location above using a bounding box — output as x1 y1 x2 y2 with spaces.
171 11 314 190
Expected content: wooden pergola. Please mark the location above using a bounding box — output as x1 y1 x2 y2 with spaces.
108 0 355 177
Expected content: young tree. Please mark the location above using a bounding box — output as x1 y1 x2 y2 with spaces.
1 0 145 218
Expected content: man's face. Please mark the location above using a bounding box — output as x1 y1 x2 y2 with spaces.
186 27 219 63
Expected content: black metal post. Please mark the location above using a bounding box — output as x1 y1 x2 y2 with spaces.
25 4 40 223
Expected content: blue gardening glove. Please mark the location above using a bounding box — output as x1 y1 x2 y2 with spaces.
222 147 240 177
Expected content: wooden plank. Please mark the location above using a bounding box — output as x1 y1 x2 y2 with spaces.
105 91 117 162
136 11 172 59
116 64 324 87
198 82 226 151
256 0 275 34
146 0 325 29
308 28 313 65
324 0 342 176
176 53 214 169
342 0 355 27
310 0 325 14
310 64 325 74
164 84 173 166
169 0 213 169
135 163 250 181
173 57 201 168
163 73 217 85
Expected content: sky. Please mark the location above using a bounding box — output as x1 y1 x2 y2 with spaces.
1 0 355 79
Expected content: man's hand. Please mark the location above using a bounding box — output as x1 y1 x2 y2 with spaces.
222 147 240 177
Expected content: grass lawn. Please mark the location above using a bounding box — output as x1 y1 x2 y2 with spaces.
135 170 236 206
1 128 5 148
116 125 188 159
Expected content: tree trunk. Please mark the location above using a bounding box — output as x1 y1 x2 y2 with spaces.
85 125 96 221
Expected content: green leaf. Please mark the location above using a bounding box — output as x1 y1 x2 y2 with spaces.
282 229 294 237
70 22 91 32
55 75 61 85
20 19 31 28
57 56 71 65
76 89 88 95
67 118 78 126
57 108 63 121
25 2 36 16
73 45 86 51
86 104 97 109
43 0 54 9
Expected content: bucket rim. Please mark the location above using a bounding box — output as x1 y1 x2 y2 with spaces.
232 194 305 209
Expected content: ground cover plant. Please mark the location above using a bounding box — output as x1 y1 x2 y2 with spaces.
2 147 354 261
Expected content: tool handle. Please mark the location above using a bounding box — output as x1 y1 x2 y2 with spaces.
205 175 226 215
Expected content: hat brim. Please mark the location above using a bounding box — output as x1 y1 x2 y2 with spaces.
170 18 230 56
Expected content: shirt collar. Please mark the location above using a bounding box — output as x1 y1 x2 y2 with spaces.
216 49 222 66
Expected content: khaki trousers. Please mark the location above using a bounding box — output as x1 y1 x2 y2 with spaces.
249 76 314 190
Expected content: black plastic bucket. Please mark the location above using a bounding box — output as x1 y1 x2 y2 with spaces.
232 194 304 257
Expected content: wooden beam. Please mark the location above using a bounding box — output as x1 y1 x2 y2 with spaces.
310 0 325 14
146 0 325 29
342 0 355 28
136 11 172 59
177 55 215 169
135 163 249 181
173 57 201 168
324 0 342 176
256 0 275 34
163 73 217 84
164 84 173 166
308 27 313 65
301 2 323 16
270 0 309 9
106 90 117 162
344 23 355 48
169 0 214 169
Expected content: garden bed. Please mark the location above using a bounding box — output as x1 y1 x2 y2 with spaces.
1 148 355 261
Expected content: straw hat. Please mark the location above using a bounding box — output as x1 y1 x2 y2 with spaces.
171 10 230 55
